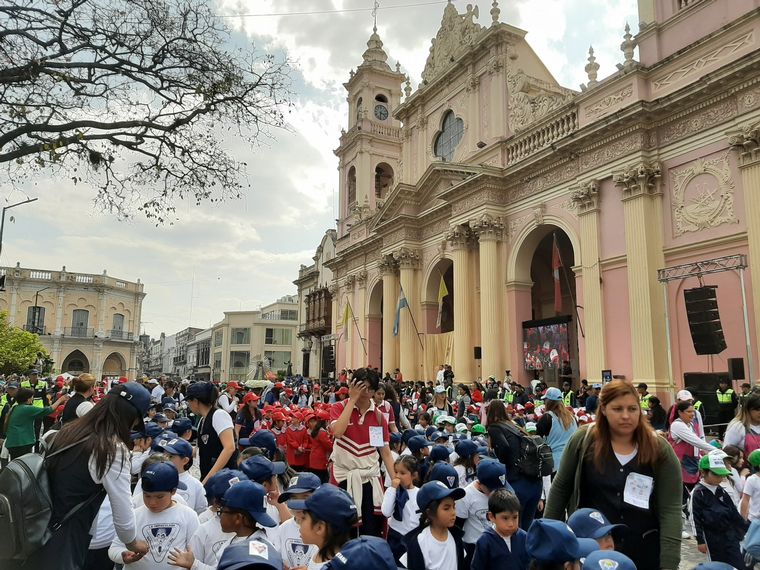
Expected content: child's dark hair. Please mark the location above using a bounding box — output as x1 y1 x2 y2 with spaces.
239 446 263 463
419 412 431 425
418 498 443 529
303 510 355 561
395 454 419 476
453 454 478 482
310 419 327 439
140 452 171 476
488 488 520 515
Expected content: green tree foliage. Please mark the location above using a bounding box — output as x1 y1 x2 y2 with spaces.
0 312 49 374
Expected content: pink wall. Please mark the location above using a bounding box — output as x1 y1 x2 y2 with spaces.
602 265 633 382
507 286 534 385
598 178 628 260
367 316 382 370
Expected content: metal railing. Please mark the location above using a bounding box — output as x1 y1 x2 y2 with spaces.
109 329 134 341
64 326 93 338
22 324 46 335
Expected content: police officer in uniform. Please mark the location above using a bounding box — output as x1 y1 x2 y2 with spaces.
637 383 653 411
561 381 576 407
716 378 739 437
20 369 49 451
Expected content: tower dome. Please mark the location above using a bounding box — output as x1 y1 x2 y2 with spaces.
360 27 391 71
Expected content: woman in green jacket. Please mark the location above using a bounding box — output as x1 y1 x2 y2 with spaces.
544 380 683 570
4 387 69 459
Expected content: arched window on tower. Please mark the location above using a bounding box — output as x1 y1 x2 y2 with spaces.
434 111 464 162
356 97 363 122
375 163 394 200
347 166 357 207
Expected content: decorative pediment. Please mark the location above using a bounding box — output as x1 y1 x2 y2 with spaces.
507 68 575 133
421 2 484 85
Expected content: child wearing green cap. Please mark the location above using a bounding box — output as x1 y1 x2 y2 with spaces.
741 449 760 522
692 452 750 569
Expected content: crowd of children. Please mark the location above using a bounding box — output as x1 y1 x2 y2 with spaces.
4 369 760 570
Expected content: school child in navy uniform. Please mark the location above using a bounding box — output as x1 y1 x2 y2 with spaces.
427 462 461 489
567 508 626 551
275 472 321 569
168 480 277 570
582 550 637 570
525 519 598 570
381 455 421 564
404 480 468 570
692 453 750 569
470 489 529 570
108 461 199 569
322 536 398 570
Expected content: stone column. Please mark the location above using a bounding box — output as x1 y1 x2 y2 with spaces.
54 285 65 335
571 180 606 381
8 282 18 326
730 126 760 381
472 214 504 380
380 256 399 374
448 225 474 382
395 247 420 380
344 275 356 370
96 287 107 337
355 271 368 367
614 162 669 389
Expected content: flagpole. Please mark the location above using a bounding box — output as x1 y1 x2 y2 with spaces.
554 231 586 339
400 284 425 351
347 299 368 356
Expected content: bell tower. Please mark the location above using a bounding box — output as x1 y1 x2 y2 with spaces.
335 27 405 238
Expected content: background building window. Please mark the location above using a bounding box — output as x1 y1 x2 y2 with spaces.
265 328 292 345
112 313 124 331
347 166 357 205
229 351 250 369
231 327 250 344
434 111 464 162
265 350 291 371
71 309 89 333
214 330 223 347
26 306 45 333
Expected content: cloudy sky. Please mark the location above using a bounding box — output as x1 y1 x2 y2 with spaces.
1 0 637 339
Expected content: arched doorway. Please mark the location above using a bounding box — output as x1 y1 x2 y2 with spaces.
367 280 383 370
62 350 89 374
103 352 126 377
510 224 579 387
424 259 454 333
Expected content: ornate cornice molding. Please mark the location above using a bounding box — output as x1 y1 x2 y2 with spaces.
613 161 662 200
570 180 600 215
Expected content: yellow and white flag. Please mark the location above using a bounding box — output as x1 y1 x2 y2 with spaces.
436 275 449 329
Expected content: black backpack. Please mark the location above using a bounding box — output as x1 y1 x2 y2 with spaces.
502 422 554 478
0 436 99 560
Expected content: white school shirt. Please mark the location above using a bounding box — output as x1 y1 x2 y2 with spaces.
108 501 199 569
381 486 420 535
277 517 318 569
417 527 457 570
132 479 190 509
89 497 116 550
179 470 209 514
91 444 137 545
190 532 273 570
188 515 235 566
455 481 490 544
743 474 760 520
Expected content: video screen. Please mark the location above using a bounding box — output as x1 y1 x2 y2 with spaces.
522 318 571 371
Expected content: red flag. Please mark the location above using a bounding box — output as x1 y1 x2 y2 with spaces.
552 234 562 314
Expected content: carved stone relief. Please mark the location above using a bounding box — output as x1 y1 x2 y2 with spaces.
570 179 600 215
658 98 737 147
506 213 532 241
671 152 737 236
614 161 662 199
421 3 483 84
507 68 574 133
584 84 633 118
580 131 647 171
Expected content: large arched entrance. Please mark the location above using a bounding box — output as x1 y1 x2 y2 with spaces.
103 351 126 377
424 259 454 333
62 350 89 374
509 224 579 387
367 280 383 370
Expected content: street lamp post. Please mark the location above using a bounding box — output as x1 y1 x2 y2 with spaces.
0 197 39 264
33 286 51 334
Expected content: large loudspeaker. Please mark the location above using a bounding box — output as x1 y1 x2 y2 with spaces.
728 357 745 381
684 286 727 355
474 347 482 360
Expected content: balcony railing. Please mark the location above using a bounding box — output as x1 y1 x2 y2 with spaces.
22 324 46 335
64 326 94 338
109 330 134 341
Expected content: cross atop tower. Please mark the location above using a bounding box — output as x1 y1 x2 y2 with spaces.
372 0 379 32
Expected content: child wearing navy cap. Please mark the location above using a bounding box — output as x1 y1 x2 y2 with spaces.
381 456 421 564
240 454 293 539
322 536 397 570
168 480 277 570
471 489 529 570
108 461 199 569
189 469 247 565
567 508 626 551
456 458 513 560
132 454 192 510
216 541 284 570
275 472 321 569
404 480 467 570
286 484 359 570
427 462 461 490
156 437 208 514
525 519 599 570
453 439 480 488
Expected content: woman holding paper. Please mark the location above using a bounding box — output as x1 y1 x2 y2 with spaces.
544 380 683 570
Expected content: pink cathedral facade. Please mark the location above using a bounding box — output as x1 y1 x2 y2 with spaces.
297 0 760 405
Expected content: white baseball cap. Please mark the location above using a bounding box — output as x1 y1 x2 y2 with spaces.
676 389 693 401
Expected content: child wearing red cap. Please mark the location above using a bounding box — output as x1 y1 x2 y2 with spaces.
286 412 309 469
307 409 333 482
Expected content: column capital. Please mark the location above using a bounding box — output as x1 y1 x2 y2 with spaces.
728 124 760 168
394 247 420 269
356 270 368 287
379 254 398 275
344 274 356 291
328 282 338 295
570 179 600 214
613 161 662 200
471 213 505 242
446 224 473 250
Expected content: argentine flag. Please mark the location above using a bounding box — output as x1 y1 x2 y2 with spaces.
392 287 409 337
